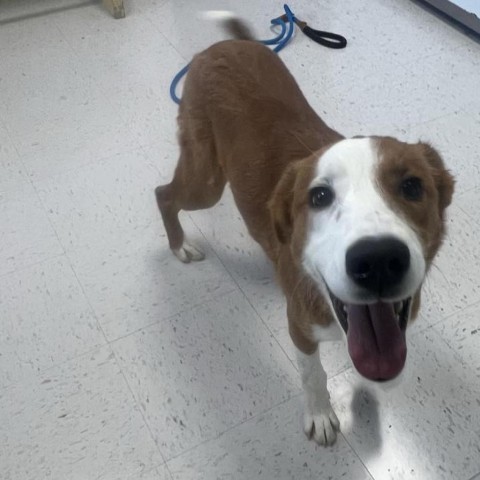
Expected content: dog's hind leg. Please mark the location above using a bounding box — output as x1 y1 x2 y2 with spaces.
155 135 226 263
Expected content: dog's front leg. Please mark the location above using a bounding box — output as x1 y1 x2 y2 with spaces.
296 347 340 446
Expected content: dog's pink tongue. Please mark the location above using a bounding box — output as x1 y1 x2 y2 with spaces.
346 302 406 381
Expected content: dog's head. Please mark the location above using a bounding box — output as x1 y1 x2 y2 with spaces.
270 137 454 381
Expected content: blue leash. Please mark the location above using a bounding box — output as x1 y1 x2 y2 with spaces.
169 4 346 105
170 64 191 104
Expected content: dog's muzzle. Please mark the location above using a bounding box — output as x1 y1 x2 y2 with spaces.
330 236 413 382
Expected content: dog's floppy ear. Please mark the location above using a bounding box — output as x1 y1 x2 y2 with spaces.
420 143 455 212
268 163 299 244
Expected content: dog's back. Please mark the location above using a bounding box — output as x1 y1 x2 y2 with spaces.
178 24 341 255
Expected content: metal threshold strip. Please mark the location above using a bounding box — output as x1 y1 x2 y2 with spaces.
420 0 480 36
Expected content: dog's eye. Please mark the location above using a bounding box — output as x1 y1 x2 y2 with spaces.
309 186 334 209
401 177 423 201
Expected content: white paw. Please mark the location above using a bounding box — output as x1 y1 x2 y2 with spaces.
172 241 205 263
303 406 340 446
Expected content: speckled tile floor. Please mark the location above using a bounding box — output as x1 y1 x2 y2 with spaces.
0 0 479 479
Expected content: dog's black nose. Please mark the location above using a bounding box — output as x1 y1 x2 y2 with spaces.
346 236 410 294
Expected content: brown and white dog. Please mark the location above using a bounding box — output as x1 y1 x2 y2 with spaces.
155 20 454 446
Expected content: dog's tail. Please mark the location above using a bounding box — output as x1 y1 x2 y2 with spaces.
201 10 255 41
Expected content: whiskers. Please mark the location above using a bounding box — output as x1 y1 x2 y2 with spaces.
429 260 449 286
291 131 315 155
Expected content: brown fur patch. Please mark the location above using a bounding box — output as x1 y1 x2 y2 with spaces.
269 153 338 339
375 137 454 265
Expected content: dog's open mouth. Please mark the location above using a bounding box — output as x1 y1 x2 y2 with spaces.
329 293 411 381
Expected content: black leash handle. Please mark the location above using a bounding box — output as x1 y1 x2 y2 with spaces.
279 15 347 49
299 22 347 49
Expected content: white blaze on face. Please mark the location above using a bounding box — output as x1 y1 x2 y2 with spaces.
302 138 425 304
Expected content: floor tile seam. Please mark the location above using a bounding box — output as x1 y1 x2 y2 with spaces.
328 364 353 381
0 342 109 393
2 119 153 196
103 286 239 345
429 300 480 344
456 186 479 198
339 432 376 480
284 51 476 133
108 344 170 468
19 143 147 184
162 369 369 471
395 34 472 69
1 166 98 337
0 197 115 393
417 324 472 371
0 251 67 280
186 213 300 374
163 391 304 464
21 143 75 264
163 463 175 480
428 257 480 305
51 8 191 131
33 216 167 260
109 355 353 471
140 462 174 480
101 276 297 473
50 8 149 158
0 8 99 147
110 321 304 468
456 203 480 228
405 105 480 135
143 12 198 64
113 322 355 471
322 98 462 138
17 330 174 479
63 250 111 348
0 0 97 27
139 143 177 179
411 297 480 339
25 175 110 354
405 111 461 132
0 280 284 470
0 108 37 193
